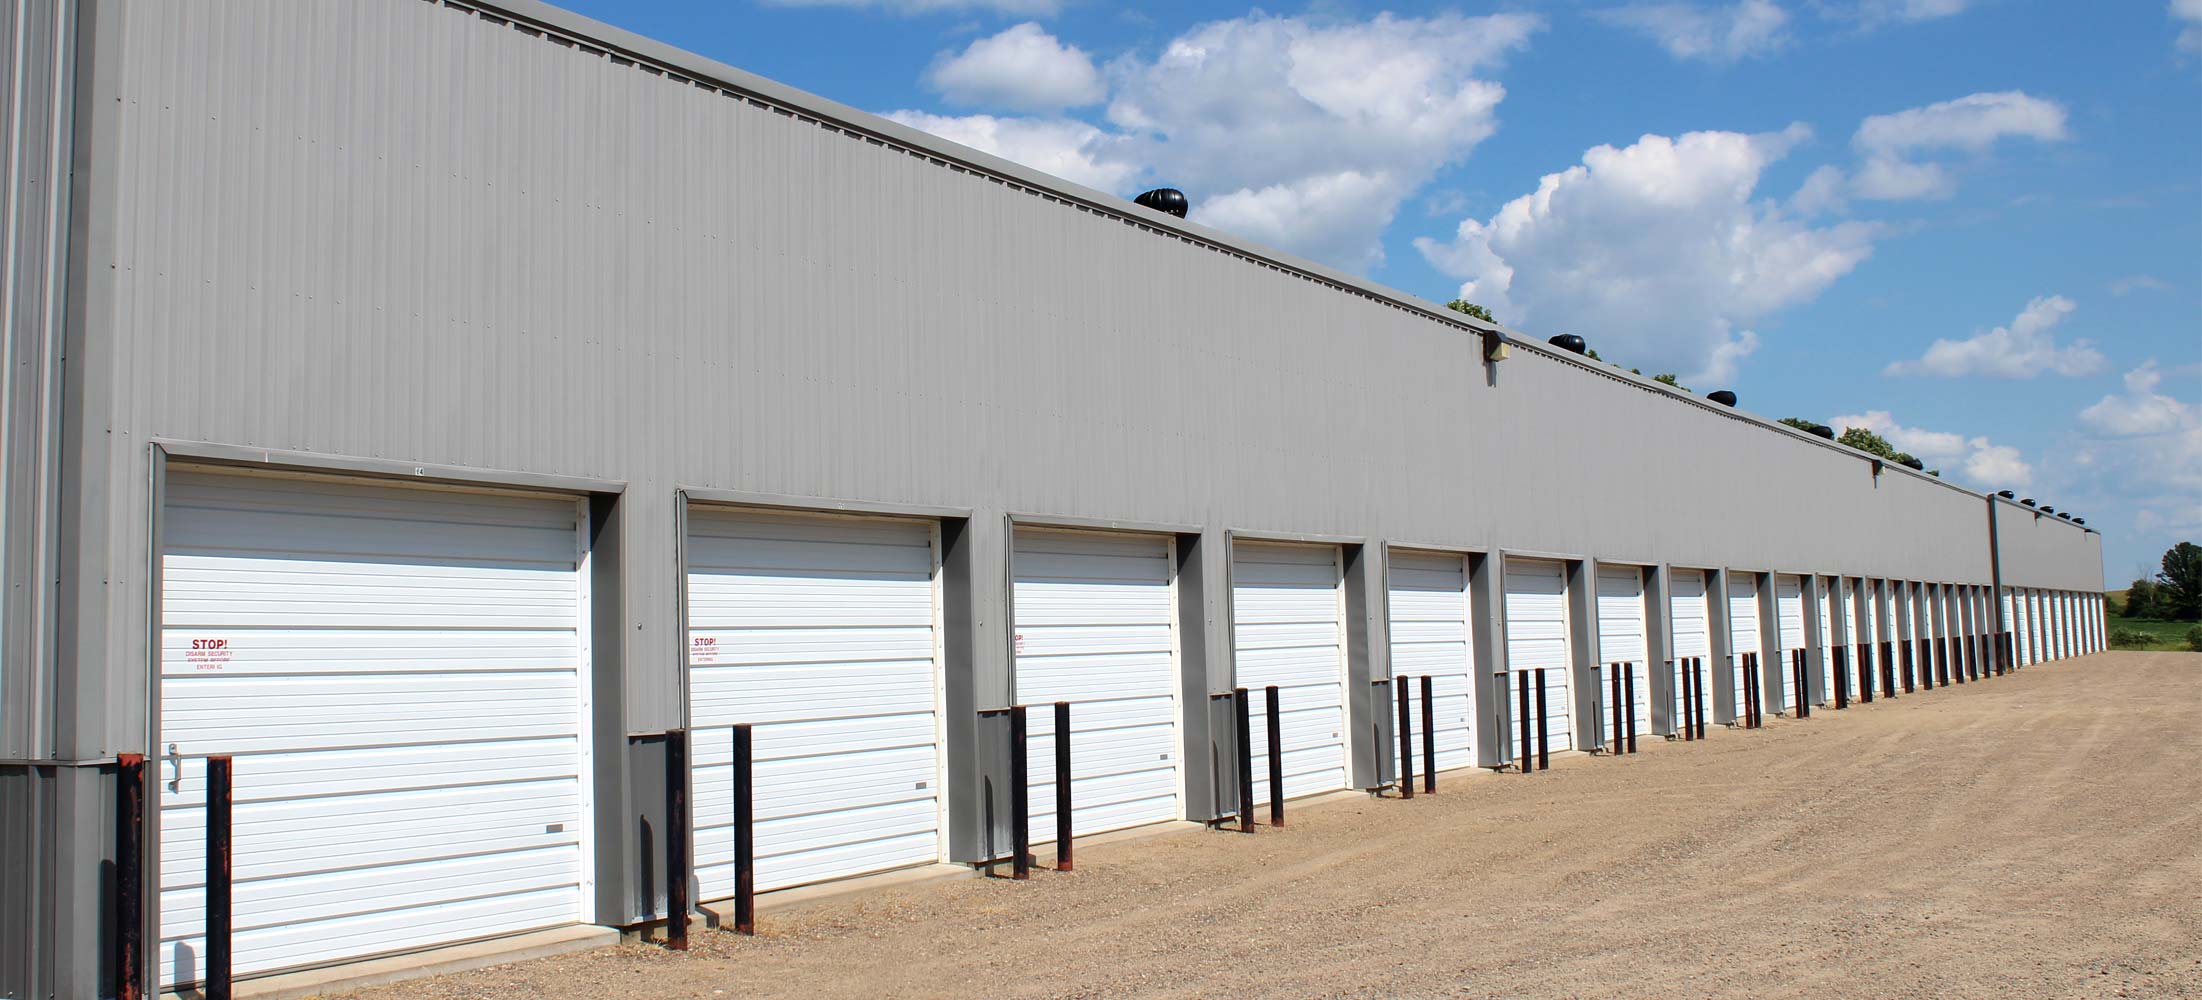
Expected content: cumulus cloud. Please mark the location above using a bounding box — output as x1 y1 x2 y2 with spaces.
1828 410 2033 488
925 23 1103 112
2071 362 2202 536
1597 1 1791 63
879 111 1137 192
1883 295 2106 378
888 11 1541 270
2080 361 2196 436
1849 91 2068 200
761 0 1059 14
1414 125 1878 384
2177 0 2202 54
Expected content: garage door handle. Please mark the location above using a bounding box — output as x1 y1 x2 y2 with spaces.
167 744 183 792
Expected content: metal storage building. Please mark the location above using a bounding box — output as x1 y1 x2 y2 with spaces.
0 0 2108 995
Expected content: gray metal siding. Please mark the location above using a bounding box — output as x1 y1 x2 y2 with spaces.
1993 500 2103 591
66 0 2042 745
1 0 75 762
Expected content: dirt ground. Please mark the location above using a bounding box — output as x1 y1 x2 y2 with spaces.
351 651 2202 1000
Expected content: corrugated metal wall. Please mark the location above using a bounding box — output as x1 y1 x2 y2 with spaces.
43 0 2082 743
1994 500 2103 591
0 0 73 762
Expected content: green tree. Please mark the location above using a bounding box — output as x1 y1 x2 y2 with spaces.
2155 542 2202 621
1836 425 1935 476
1652 373 1685 391
2123 579 2163 619
1445 299 1495 324
1778 417 1818 432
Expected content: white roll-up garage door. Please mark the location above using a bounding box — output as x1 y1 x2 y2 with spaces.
1823 577 1840 696
158 471 589 988
1387 550 1476 774
1595 565 1649 741
1853 580 1876 686
685 508 942 897
2012 589 2030 665
2001 589 2015 665
1775 574 1804 711
1505 558 1574 754
1011 528 1179 840
1728 574 1761 719
1233 541 1347 803
1670 569 1710 721
2043 590 2061 660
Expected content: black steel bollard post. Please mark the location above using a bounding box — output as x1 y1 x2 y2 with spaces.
1420 675 1437 793
206 755 234 1000
1233 688 1254 833
665 729 690 950
1396 679 1415 799
1055 702 1073 871
732 724 755 935
117 754 146 1000
1679 659 1695 741
1610 663 1624 754
1518 671 1533 772
1534 668 1551 772
1265 686 1285 826
1833 647 1849 710
1624 665 1638 754
1011 705 1032 877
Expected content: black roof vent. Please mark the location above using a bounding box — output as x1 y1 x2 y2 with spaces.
1808 423 1835 439
2057 512 2072 520
1133 188 1188 218
2074 517 2086 525
1708 390 1737 406
2021 499 2036 507
2041 506 2055 514
1998 490 2015 499
1548 334 1587 355
1899 456 1924 471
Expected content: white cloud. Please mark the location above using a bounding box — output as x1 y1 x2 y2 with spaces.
892 11 1541 270
761 0 1059 14
1850 91 2068 201
1598 1 1791 63
2080 361 2197 436
1833 0 1970 26
2176 0 2202 54
925 23 1103 112
1828 410 2032 487
2111 274 2172 296
1414 125 1879 384
1106 11 1540 269
879 111 1137 192
1883 295 2106 378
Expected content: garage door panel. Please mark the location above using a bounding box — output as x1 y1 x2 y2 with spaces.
161 673 577 752
160 779 582 890
157 628 580 674
162 505 579 569
160 885 581 984
688 625 935 668
161 845 581 942
159 473 587 987
689 663 935 726
700 822 940 894
1014 621 1175 654
156 741 580 806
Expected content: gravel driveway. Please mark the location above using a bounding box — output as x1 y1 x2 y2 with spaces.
348 651 2202 999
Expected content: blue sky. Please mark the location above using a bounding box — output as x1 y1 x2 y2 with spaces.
559 0 2200 585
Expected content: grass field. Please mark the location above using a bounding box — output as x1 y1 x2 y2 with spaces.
2104 589 2200 651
